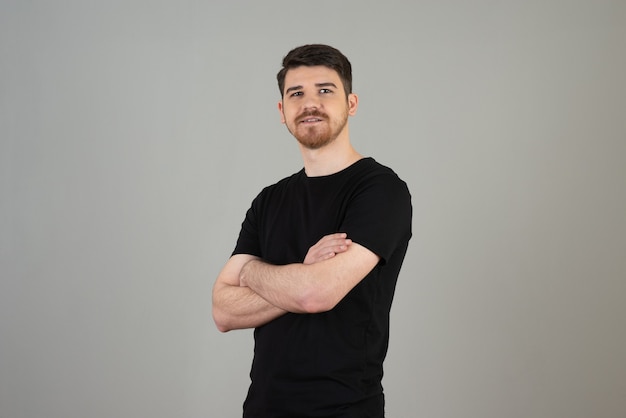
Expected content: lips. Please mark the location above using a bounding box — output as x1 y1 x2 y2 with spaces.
298 112 326 124
301 117 322 123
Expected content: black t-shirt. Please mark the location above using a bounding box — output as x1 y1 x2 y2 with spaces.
233 158 412 418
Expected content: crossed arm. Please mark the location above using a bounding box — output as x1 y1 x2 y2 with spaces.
212 233 380 332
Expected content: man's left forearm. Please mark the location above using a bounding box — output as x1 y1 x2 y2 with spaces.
240 259 311 313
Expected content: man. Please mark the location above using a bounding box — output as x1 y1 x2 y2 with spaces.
212 44 412 418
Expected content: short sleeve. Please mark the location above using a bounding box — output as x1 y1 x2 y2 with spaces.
339 173 412 264
232 194 263 257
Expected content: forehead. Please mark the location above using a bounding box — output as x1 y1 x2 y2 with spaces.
284 65 343 88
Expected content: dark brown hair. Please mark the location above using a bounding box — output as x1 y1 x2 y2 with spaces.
277 44 352 98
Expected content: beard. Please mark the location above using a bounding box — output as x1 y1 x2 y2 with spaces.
287 108 349 150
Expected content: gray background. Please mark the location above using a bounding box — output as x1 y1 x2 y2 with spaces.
2 1 625 417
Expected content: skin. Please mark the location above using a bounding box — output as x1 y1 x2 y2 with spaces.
278 65 361 177
212 65 380 332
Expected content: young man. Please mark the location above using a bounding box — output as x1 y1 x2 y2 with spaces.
212 44 412 418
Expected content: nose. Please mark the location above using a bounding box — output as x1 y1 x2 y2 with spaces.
302 95 320 111
303 105 318 114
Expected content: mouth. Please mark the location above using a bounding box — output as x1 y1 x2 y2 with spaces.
300 117 323 124
298 112 326 124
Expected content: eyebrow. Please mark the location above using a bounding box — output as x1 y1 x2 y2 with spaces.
285 82 338 95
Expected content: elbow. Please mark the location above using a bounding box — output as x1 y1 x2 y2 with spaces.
212 307 232 333
296 288 338 314
215 322 231 333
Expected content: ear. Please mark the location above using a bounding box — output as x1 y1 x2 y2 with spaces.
277 101 286 124
347 93 358 116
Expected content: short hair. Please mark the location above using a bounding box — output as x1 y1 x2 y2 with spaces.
277 44 352 98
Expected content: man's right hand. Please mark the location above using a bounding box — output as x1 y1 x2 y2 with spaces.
303 233 352 265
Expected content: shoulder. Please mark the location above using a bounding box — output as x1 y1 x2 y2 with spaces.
352 158 404 179
352 158 411 195
254 169 305 200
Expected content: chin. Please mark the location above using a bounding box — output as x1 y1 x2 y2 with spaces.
297 136 336 150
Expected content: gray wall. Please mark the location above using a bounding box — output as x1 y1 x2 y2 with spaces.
2 1 625 417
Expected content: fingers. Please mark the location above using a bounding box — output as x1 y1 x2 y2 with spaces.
313 233 352 254
303 233 352 265
323 233 349 243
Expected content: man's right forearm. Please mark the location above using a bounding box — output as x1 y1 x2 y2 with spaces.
212 283 287 332
212 234 353 331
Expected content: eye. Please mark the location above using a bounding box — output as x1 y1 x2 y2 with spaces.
290 91 303 97
319 88 332 94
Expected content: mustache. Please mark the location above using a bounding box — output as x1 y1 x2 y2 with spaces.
297 110 328 120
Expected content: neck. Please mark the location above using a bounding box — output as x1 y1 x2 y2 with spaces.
299 132 363 177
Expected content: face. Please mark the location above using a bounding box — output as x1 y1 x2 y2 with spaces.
278 65 358 150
